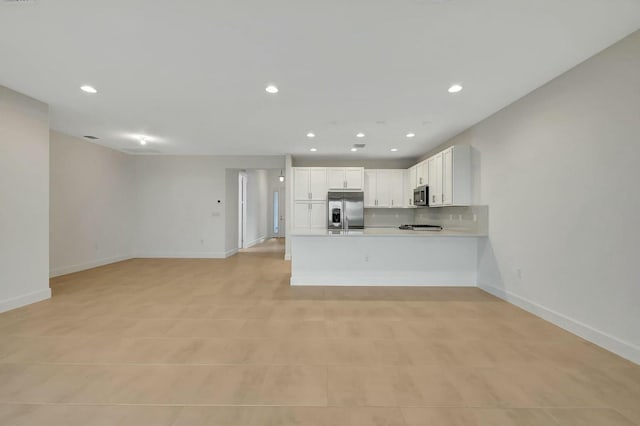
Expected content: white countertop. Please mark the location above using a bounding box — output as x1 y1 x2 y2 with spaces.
290 227 486 237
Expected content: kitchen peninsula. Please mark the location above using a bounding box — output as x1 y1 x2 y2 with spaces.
290 225 486 286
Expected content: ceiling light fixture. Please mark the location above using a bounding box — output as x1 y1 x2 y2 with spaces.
390 148 398 152
139 138 147 146
309 148 317 152
306 132 315 138
448 84 463 93
350 148 358 152
265 84 279 94
406 133 416 138
279 169 285 182
80 85 97 94
356 133 365 138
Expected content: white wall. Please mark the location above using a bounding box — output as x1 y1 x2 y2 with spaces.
0 86 50 312
224 169 240 256
425 31 640 363
134 156 284 258
49 131 135 277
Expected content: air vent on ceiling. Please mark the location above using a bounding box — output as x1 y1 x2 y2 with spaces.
353 143 366 149
83 135 99 140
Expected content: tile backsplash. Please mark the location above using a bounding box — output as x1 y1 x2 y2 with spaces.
365 205 488 234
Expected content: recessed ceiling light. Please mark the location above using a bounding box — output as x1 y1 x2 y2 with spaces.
356 133 365 138
390 148 398 152
306 132 315 138
448 84 463 93
265 84 279 94
309 148 317 152
406 133 416 138
350 148 358 152
139 138 147 146
80 85 97 94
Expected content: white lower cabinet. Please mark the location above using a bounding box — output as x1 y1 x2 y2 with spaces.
294 202 326 228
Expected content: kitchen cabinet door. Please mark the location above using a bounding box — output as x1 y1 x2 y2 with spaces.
364 170 377 207
406 166 417 207
442 147 454 205
309 168 327 200
294 168 310 200
309 203 327 228
375 170 392 207
294 202 311 228
327 168 346 190
389 170 404 208
416 160 428 186
428 154 443 206
345 168 364 189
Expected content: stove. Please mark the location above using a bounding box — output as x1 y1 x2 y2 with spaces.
399 224 443 231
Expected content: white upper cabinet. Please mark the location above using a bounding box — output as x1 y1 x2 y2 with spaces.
442 147 454 205
423 145 471 207
365 169 405 208
345 168 364 189
416 160 428 187
428 153 443 206
406 166 417 207
327 167 364 190
389 170 405 208
364 170 377 207
294 168 310 201
294 167 327 201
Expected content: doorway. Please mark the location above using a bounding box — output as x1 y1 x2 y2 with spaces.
272 186 285 237
238 172 247 249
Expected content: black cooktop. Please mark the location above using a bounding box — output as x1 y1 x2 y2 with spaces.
399 224 443 231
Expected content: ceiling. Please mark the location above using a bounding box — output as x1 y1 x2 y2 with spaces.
1 0 639 158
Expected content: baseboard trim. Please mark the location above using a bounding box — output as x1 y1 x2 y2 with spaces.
291 274 476 287
135 252 231 259
243 236 266 249
0 288 51 314
50 255 132 278
224 248 239 258
479 283 640 365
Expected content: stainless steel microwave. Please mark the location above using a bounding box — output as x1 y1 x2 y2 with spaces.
413 185 429 207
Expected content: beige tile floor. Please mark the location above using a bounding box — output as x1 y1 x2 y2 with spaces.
0 238 638 425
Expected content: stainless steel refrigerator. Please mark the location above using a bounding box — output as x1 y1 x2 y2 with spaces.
327 191 364 230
